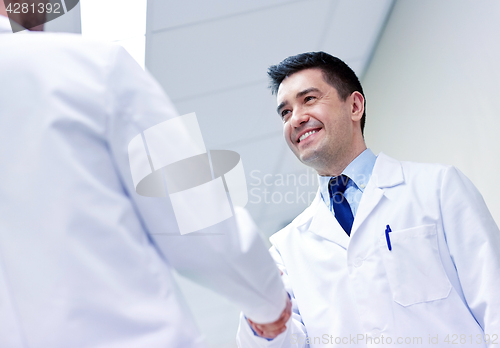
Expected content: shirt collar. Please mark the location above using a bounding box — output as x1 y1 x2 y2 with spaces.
318 148 377 200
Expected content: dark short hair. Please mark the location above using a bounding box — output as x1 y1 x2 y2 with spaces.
268 51 366 135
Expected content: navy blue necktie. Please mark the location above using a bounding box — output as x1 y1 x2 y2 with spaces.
329 175 354 236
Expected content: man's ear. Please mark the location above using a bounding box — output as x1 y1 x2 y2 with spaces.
350 91 364 122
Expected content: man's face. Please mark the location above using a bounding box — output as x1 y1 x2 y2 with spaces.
276 68 358 174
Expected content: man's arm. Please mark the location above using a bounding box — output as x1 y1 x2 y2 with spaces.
105 45 288 323
440 166 500 342
237 245 310 348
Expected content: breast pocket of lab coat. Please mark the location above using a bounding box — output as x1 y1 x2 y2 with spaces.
380 224 452 307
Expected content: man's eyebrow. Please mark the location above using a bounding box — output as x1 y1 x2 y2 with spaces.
276 88 321 115
297 87 320 98
277 101 287 115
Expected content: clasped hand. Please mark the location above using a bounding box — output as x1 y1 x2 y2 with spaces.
247 295 292 339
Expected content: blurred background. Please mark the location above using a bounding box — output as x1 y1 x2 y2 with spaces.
46 1 500 346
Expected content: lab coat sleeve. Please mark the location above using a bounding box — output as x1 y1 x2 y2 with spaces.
105 46 287 324
236 245 309 348
440 166 500 343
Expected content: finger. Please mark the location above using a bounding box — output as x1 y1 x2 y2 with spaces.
249 321 265 337
260 325 287 339
256 309 291 331
250 320 284 339
249 296 293 333
254 321 287 334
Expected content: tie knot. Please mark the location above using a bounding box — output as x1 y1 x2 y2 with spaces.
329 175 350 195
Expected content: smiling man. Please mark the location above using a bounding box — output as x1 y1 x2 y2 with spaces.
236 52 500 347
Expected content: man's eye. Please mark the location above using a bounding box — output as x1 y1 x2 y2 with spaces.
305 96 315 102
281 110 290 119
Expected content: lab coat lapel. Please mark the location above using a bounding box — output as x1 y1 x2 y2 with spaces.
0 16 12 33
0 16 24 33
299 153 403 248
351 152 404 234
306 192 350 249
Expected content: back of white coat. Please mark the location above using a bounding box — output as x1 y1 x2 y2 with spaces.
0 22 286 348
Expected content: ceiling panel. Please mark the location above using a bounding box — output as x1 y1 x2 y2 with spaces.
146 0 332 101
321 0 394 76
148 0 301 32
173 81 282 149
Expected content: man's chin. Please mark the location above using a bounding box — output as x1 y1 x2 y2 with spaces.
298 151 321 167
290 143 324 168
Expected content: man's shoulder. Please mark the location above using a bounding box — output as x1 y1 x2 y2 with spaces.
1 32 123 65
378 152 450 169
376 153 453 184
2 31 111 47
400 158 450 171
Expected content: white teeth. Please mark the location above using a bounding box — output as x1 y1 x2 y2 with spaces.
299 130 317 142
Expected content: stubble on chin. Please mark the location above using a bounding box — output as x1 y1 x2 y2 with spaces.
301 141 350 176
297 145 325 172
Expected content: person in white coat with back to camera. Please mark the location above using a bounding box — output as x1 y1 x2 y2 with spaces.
0 2 291 347
237 51 500 347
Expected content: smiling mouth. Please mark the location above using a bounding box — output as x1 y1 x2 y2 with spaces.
297 129 320 143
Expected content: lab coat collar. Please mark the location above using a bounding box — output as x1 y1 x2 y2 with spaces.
0 15 11 33
371 152 404 188
0 14 26 33
349 152 404 237
286 190 348 249
297 152 404 248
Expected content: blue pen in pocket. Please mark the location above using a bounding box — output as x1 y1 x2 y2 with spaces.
385 225 392 251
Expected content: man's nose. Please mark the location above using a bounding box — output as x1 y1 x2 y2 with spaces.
290 109 309 128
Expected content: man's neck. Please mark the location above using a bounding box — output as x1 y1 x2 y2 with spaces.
317 143 368 177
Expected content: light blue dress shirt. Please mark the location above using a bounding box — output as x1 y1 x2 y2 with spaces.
318 148 377 217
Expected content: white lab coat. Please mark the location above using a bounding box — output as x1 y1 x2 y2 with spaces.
0 17 286 348
237 153 500 347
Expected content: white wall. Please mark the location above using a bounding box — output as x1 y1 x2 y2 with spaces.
363 0 500 225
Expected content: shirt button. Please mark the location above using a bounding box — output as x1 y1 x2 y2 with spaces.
360 184 366 189
371 329 381 337
353 258 363 268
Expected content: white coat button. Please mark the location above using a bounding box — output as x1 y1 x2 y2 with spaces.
353 258 363 268
360 184 366 189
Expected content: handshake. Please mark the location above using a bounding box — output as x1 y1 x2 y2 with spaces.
247 294 292 339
